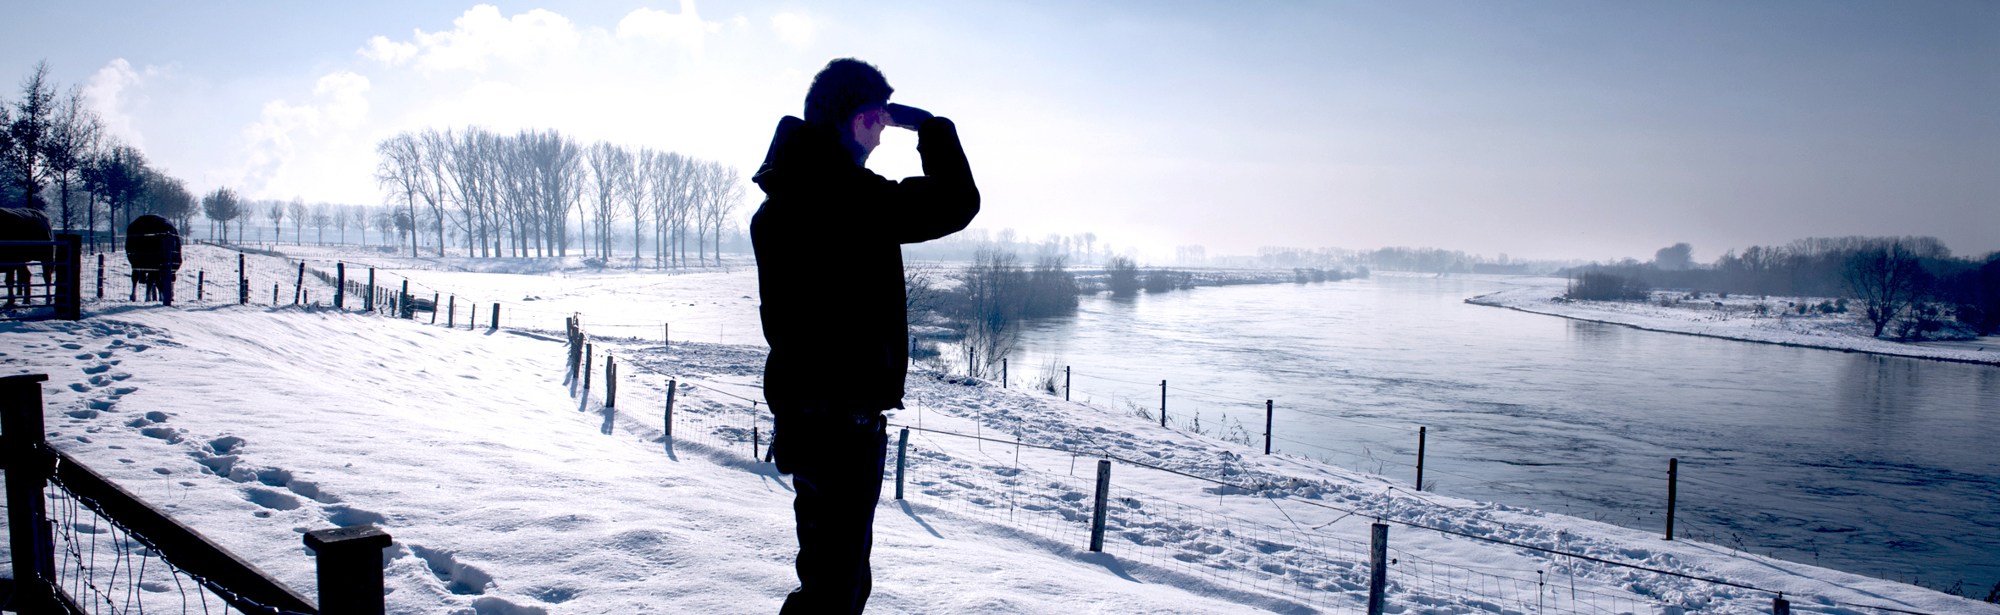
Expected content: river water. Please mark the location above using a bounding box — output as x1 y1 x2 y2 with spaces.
991 273 2000 594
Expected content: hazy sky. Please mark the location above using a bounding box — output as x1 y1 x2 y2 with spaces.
4 1 1994 262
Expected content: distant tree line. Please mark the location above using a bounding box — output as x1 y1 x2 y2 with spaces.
1564 237 2000 338
0 61 203 252
374 127 743 265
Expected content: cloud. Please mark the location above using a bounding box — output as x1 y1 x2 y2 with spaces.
361 4 584 73
241 72 372 193
771 12 815 49
616 0 720 55
83 59 165 149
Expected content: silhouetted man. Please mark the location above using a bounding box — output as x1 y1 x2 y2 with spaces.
750 58 980 614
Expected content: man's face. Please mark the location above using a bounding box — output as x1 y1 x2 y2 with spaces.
851 107 892 155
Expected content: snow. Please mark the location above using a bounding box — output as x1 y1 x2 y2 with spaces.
1 244 1993 614
1465 276 2000 367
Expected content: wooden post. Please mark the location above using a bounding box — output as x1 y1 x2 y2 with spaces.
2 374 58 612
605 356 617 408
239 254 248 305
430 294 439 324
398 280 409 318
304 525 393 615
1088 459 1111 552
1665 458 1678 540
664 379 676 437
584 344 593 391
491 302 499 330
1772 594 1790 615
664 323 669 348
1002 358 1007 388
1416 426 1427 491
895 428 909 500
753 424 760 460
294 262 305 305
46 235 78 319
96 253 104 299
1160 380 1167 428
197 270 205 302
1064 366 1071 401
447 296 455 327
1264 400 1274 455
366 268 375 310
1368 522 1389 615
272 282 279 305
469 304 476 330
335 263 345 309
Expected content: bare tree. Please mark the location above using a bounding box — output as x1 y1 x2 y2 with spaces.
625 147 649 264
646 151 685 268
286 197 305 245
43 85 101 233
202 187 241 243
701 162 741 264
265 200 286 245
83 142 147 252
1844 241 1931 338
583 141 629 260
310 203 332 245
375 133 423 257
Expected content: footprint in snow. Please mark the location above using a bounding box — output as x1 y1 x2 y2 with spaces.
60 343 82 350
86 400 114 411
69 383 90 392
407 544 494 596
72 354 94 360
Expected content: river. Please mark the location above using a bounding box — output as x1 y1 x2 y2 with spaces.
985 273 2000 595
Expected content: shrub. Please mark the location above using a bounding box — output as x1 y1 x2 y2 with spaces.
1565 272 1645 301
1107 257 1140 296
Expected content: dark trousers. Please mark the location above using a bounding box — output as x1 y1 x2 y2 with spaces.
773 409 888 615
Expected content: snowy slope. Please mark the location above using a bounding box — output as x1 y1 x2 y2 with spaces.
0 244 1992 615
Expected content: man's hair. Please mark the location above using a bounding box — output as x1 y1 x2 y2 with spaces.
803 58 893 133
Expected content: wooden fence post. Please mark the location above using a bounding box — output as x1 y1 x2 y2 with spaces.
3 374 58 612
197 270 205 302
366 268 375 311
584 344 593 391
1416 426 1426 491
1264 400 1273 455
1002 358 1007 388
1064 366 1070 401
663 379 677 437
272 282 278 305
895 428 909 500
469 304 476 330
664 323 669 348
1160 380 1167 428
335 263 345 309
96 253 104 299
447 296 455 327
491 302 499 330
1368 522 1389 615
239 254 248 305
430 294 439 324
293 262 305 305
605 356 617 408
1665 458 1678 541
398 280 409 318
1089 459 1111 552
304 525 393 615
1772 594 1790 615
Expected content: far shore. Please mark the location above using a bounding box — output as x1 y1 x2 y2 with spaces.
1465 279 2000 367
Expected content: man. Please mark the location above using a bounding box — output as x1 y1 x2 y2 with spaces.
750 58 980 614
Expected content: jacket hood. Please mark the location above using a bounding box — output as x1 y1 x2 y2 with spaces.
753 116 864 196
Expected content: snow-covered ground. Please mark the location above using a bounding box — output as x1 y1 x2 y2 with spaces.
1 244 1993 614
1466 277 2000 367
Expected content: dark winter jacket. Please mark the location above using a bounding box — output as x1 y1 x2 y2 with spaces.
750 115 980 411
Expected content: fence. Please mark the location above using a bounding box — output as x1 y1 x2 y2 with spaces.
553 317 1949 615
0 234 83 322
2 374 392 615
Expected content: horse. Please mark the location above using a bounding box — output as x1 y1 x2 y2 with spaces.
0 208 53 307
127 215 183 305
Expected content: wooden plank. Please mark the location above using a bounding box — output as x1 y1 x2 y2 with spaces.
50 447 319 614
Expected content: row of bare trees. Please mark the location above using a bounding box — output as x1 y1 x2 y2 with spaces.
2 61 199 252
374 127 742 265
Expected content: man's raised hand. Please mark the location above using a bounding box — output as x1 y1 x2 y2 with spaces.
886 103 934 130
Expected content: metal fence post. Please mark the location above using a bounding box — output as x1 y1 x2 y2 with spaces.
1264 400 1273 455
1416 426 1426 491
1665 458 1678 540
2 374 57 612
895 428 909 500
304 525 393 615
1089 459 1111 552
1368 522 1389 615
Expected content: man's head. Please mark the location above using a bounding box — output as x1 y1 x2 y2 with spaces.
804 58 893 159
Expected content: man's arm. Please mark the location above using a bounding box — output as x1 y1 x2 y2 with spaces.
872 116 980 244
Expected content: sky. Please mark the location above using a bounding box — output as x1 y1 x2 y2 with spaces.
3 0 1995 262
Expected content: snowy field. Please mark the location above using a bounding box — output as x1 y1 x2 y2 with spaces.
1465 277 2000 367
1 244 1993 614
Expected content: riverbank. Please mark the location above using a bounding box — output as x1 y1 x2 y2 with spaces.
1466 277 2000 366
